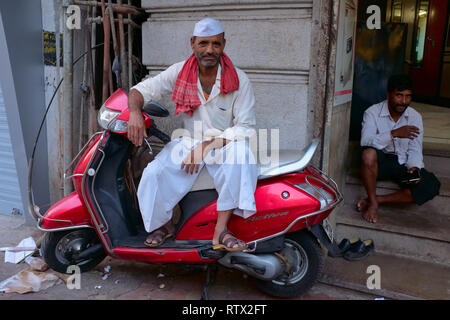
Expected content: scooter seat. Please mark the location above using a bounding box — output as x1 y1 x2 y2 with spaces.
189 148 311 192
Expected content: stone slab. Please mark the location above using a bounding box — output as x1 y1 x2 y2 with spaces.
321 252 450 300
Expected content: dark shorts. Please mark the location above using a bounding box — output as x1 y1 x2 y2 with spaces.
361 147 441 205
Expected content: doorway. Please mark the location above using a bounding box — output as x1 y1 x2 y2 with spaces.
409 0 450 106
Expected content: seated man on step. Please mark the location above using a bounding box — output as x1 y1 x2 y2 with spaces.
358 74 440 223
127 18 258 251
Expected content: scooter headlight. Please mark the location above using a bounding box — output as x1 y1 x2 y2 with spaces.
97 104 128 132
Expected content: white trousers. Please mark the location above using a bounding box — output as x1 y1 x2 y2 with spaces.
137 137 259 233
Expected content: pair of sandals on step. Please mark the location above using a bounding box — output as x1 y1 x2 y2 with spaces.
144 226 248 252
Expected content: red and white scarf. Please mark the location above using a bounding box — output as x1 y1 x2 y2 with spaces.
171 53 239 116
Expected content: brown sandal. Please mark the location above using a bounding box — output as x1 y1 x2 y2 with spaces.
144 226 174 248
212 230 248 252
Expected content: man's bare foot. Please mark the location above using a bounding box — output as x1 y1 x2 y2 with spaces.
356 198 369 212
362 204 378 223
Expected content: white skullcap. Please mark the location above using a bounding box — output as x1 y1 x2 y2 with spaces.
193 18 224 37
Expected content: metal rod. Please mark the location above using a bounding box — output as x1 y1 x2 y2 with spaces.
54 3 64 200
63 0 74 195
86 17 140 29
128 0 133 89
73 0 142 15
88 3 98 136
79 26 90 151
107 1 119 58
101 0 112 103
118 0 128 92
108 0 120 88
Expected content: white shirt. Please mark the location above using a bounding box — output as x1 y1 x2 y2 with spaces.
131 61 256 142
361 100 424 169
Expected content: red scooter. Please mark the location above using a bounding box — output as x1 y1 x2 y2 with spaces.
28 89 343 298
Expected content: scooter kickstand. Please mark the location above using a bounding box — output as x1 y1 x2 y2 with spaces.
201 263 218 300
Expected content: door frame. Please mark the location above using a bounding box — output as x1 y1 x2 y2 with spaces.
410 0 450 106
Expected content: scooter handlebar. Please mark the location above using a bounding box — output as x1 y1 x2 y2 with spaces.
147 122 171 144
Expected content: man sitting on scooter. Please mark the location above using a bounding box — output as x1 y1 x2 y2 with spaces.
127 18 258 251
358 74 440 223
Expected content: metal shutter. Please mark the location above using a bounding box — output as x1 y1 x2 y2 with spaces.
0 85 23 215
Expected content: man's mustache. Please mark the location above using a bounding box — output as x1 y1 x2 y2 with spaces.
200 53 220 59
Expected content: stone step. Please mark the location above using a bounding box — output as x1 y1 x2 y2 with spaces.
343 172 450 217
423 154 450 178
335 204 450 265
423 142 450 158
320 252 450 300
346 167 450 195
338 203 450 243
346 143 450 178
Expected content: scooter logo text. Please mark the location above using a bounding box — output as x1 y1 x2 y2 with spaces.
244 211 288 223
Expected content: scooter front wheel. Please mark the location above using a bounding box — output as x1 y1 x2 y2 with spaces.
252 231 324 298
42 229 106 274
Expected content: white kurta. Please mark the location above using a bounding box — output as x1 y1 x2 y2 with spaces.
131 60 258 233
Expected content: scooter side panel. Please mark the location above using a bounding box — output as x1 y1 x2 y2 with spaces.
176 176 321 242
40 192 91 230
229 180 321 242
73 135 103 194
113 247 216 263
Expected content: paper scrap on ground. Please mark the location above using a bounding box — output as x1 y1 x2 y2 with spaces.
24 256 49 272
0 270 61 294
2 237 37 264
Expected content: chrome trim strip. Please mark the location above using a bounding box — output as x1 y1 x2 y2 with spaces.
246 197 342 247
64 132 104 179
258 139 319 179
31 204 74 227
28 132 105 227
90 148 110 233
80 131 115 256
64 173 84 180
37 223 94 233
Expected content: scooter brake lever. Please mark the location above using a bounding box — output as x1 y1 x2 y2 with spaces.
143 138 153 155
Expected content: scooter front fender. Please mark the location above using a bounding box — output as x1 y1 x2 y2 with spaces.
39 192 92 231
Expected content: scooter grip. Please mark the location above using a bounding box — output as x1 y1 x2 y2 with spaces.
147 124 171 144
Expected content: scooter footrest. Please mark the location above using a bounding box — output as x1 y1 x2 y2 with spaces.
199 247 227 259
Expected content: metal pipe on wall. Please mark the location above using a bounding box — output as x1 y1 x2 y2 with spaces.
118 0 128 92
108 0 120 88
88 3 98 136
101 0 112 103
79 20 90 151
63 0 74 195
128 0 133 90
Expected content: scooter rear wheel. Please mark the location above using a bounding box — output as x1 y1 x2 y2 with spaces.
42 229 106 274
252 230 324 298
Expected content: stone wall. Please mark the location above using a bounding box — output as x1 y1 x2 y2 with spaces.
140 0 319 151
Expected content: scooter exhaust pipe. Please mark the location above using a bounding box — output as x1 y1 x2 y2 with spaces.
218 252 285 281
75 243 105 260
